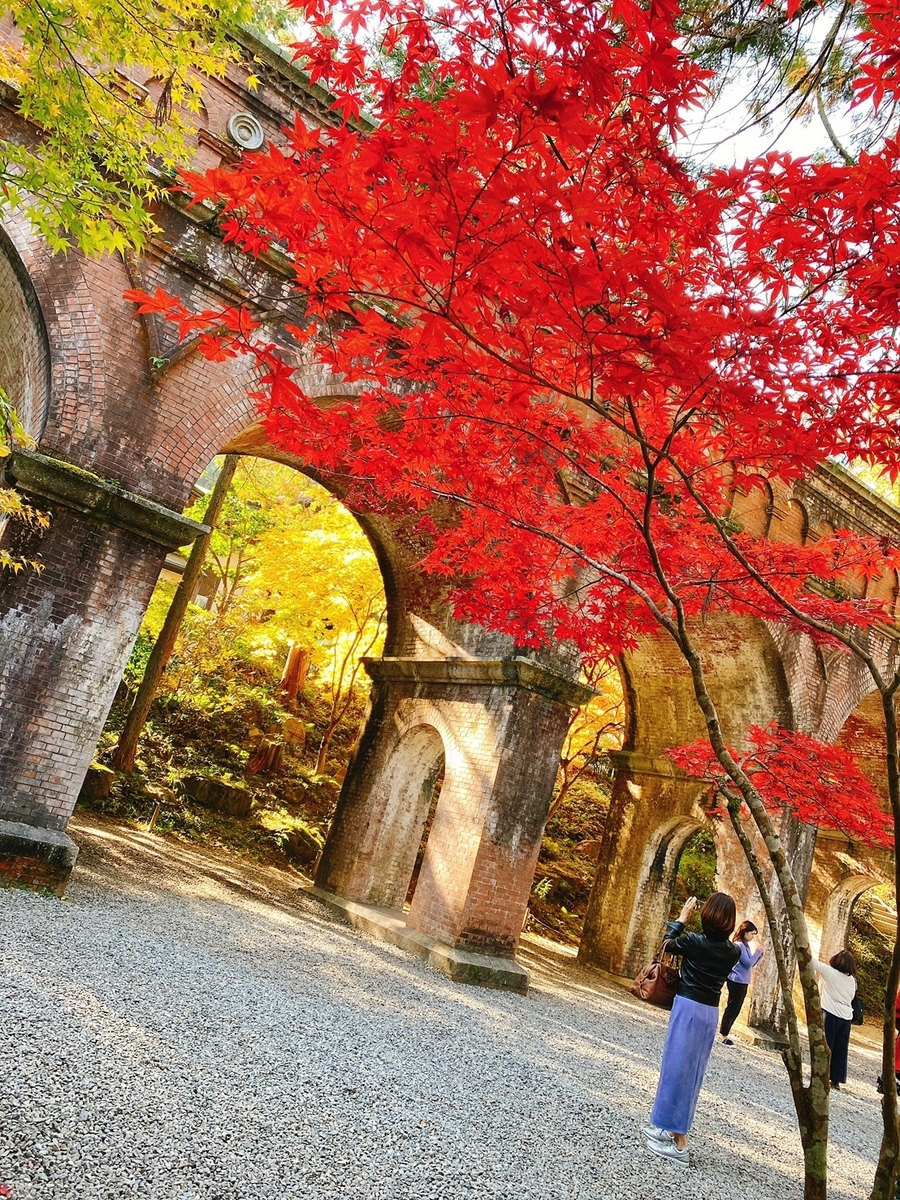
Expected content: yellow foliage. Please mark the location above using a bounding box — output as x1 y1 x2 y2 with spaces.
227 460 387 690
0 1 291 254
0 386 48 573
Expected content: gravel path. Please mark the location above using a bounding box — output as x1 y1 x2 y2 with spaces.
0 817 884 1200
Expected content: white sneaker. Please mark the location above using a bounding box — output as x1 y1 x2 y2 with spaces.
642 1125 674 1144
647 1138 689 1165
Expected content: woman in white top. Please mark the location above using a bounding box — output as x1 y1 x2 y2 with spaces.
812 950 858 1090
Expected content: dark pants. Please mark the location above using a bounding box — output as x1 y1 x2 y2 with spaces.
720 981 748 1037
824 1011 852 1084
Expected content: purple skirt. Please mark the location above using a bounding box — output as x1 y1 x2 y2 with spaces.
650 994 718 1135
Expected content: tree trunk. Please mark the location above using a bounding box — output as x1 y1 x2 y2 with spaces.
868 685 900 1200
726 795 829 1200
110 455 239 773
669 615 831 1199
315 727 334 776
246 739 284 775
277 643 310 707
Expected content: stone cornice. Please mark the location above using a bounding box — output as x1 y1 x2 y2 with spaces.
798 462 900 541
607 750 685 780
363 656 594 708
7 450 208 550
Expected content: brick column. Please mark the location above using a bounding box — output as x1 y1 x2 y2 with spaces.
0 450 206 894
316 657 591 956
578 752 711 976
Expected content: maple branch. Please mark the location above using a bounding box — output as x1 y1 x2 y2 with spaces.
816 88 854 167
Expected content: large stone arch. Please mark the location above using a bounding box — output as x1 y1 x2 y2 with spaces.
579 618 794 988
202 425 592 972
324 720 447 910
3 39 899 996
617 814 707 973
819 873 882 962
805 689 893 961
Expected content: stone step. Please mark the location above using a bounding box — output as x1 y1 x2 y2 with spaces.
864 897 897 940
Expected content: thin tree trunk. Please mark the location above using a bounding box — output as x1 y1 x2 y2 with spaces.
314 730 333 776
677 626 831 1200
110 455 240 773
725 794 829 1197
868 684 900 1200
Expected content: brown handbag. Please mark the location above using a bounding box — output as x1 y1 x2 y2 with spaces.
630 951 680 1009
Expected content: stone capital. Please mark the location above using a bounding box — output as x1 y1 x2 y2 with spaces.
7 450 208 550
363 655 593 708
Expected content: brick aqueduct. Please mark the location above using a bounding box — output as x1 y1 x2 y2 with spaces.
0 29 897 1027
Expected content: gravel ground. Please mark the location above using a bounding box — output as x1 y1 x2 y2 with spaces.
0 816 885 1200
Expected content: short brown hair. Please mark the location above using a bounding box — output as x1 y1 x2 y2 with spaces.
700 892 736 939
830 950 857 976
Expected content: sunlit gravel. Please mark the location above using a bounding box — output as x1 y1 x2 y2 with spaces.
0 817 883 1200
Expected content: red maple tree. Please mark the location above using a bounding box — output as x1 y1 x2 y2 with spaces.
129 2 900 1195
670 723 894 850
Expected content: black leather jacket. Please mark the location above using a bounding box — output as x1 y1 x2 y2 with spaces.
663 920 741 1008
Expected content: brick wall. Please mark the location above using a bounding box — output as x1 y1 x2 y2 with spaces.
0 505 165 830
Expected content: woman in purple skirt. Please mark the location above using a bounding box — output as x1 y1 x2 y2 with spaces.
643 892 741 1166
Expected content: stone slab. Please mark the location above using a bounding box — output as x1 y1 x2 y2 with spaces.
305 886 530 994
8 449 209 550
0 819 79 896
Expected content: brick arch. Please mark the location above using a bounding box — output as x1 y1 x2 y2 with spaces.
198 425 415 662
340 720 446 910
580 616 793 975
218 420 527 662
762 623 883 742
620 616 793 758
816 647 884 744
619 814 708 975
146 354 268 508
866 566 899 612
0 224 51 439
812 518 837 543
801 690 892 998
819 874 881 962
732 480 773 537
0 218 151 479
769 497 809 545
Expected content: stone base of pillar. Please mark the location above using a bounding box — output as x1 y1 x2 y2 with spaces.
744 1028 791 1053
306 886 530 994
0 819 79 896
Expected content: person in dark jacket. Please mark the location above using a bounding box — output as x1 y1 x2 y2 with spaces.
643 892 741 1165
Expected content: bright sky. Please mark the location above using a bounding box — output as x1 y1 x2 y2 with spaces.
681 82 839 166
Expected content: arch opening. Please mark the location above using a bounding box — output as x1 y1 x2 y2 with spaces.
372 723 446 910
0 224 50 440
669 824 718 921
83 455 393 876
620 815 709 972
849 886 897 1023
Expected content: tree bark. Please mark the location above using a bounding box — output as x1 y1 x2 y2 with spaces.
677 625 831 1200
868 683 900 1200
110 455 240 773
277 642 310 708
